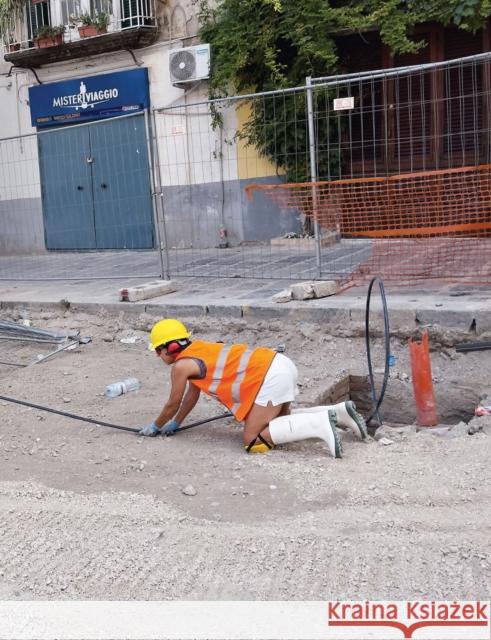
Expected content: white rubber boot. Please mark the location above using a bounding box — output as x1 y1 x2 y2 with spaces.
269 410 342 458
292 401 367 439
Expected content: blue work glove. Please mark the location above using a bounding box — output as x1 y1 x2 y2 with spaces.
138 422 160 437
163 419 180 436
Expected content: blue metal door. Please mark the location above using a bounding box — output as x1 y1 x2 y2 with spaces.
39 126 96 249
90 115 154 249
39 114 154 250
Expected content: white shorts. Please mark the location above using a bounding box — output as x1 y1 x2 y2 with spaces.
254 353 299 407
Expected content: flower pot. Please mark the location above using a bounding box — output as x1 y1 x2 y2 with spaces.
78 25 98 37
35 33 63 48
78 25 107 37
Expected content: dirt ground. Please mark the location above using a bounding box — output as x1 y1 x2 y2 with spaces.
0 308 490 600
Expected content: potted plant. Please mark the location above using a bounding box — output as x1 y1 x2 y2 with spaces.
77 11 109 38
34 24 65 48
77 13 97 38
95 11 110 33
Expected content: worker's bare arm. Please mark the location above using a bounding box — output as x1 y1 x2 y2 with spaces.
154 358 200 427
174 383 201 424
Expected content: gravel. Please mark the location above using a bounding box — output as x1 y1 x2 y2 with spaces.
0 310 490 600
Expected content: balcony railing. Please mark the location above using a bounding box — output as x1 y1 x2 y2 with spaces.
3 0 157 61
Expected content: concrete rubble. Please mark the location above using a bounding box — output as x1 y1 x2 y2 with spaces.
273 280 339 303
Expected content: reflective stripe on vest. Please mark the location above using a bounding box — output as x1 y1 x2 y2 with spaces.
229 348 253 413
208 345 232 397
175 340 276 421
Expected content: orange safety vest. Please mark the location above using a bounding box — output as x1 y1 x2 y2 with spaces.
175 340 276 421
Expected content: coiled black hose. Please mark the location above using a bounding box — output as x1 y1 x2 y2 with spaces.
365 276 391 426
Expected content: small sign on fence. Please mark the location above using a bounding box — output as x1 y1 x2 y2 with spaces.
170 123 186 135
333 96 354 111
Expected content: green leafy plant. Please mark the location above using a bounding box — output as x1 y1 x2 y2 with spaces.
78 12 95 26
35 24 65 39
76 11 109 31
95 11 110 30
198 0 491 184
0 0 27 38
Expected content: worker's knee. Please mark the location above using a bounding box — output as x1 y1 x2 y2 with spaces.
244 432 274 454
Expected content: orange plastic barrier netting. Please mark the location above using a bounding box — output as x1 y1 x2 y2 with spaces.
352 237 491 284
245 164 491 284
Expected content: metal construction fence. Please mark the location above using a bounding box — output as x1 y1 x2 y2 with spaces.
1 51 491 284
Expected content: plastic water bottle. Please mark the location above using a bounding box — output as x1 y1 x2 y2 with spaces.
105 377 140 398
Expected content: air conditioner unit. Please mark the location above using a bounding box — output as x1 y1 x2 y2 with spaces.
169 44 210 85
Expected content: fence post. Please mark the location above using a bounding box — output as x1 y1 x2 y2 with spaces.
306 76 322 278
148 109 170 280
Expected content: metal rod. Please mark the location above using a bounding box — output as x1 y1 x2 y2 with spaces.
312 51 491 83
306 76 322 278
151 52 491 114
30 340 79 366
455 341 491 352
151 110 171 280
145 108 167 280
0 274 160 282
0 336 68 344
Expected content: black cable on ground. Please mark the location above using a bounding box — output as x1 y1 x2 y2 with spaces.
0 394 139 433
170 412 233 435
364 276 391 427
0 394 231 435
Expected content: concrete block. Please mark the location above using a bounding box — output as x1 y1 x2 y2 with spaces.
144 303 206 319
206 305 243 319
290 282 315 300
272 289 292 303
414 310 476 331
311 280 338 298
270 232 339 248
119 280 177 302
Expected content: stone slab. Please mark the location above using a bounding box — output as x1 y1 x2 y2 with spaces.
312 280 338 298
290 282 315 300
119 280 177 302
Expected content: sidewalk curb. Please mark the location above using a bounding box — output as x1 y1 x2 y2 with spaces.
1 298 489 334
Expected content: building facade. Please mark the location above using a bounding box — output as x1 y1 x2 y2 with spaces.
0 0 296 255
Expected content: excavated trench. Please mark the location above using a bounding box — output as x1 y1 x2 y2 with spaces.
0 309 488 433
318 370 482 431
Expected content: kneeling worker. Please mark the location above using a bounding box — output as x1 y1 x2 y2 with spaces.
139 319 367 457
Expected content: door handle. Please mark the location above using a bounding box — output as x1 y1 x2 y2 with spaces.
101 183 107 189
77 185 84 191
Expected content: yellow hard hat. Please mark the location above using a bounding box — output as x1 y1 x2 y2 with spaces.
149 319 190 350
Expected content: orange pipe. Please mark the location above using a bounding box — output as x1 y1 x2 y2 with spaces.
409 331 438 427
